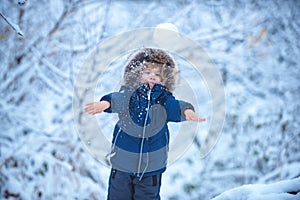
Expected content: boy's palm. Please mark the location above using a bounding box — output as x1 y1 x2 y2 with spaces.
184 109 206 122
84 101 110 115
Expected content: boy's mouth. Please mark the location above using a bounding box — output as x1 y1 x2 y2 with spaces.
149 82 156 88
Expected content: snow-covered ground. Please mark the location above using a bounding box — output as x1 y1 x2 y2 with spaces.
1 0 299 199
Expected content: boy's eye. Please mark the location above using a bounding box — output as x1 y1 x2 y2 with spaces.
142 69 161 78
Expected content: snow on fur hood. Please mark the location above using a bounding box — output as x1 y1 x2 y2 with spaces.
123 48 178 91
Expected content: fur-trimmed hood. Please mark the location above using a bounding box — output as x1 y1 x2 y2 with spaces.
123 48 178 91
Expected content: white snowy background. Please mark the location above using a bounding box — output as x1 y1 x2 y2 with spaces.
1 0 300 200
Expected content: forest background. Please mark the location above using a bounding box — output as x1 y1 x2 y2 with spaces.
1 0 299 199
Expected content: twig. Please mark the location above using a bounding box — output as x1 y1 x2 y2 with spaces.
0 11 24 37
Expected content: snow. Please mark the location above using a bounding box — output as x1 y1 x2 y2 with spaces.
212 177 300 200
1 0 300 199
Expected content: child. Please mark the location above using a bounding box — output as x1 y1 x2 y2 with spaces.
84 48 205 200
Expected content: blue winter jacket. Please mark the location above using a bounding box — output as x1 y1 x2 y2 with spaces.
101 83 194 178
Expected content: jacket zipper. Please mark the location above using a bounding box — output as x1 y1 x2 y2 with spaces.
137 89 151 180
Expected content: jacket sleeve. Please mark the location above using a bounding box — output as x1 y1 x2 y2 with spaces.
164 95 195 122
100 93 117 113
100 86 134 113
100 92 127 114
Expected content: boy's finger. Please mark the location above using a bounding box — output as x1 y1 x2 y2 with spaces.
198 118 206 122
87 110 96 115
84 106 91 112
85 103 96 109
84 106 96 114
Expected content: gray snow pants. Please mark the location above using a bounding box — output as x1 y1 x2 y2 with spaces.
107 169 162 200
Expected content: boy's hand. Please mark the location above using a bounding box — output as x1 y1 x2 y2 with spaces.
84 101 110 115
184 109 206 122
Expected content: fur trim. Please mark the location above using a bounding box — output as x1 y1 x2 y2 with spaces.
123 48 177 91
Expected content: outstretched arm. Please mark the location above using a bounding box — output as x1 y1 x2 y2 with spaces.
165 95 206 123
184 109 206 122
84 100 110 115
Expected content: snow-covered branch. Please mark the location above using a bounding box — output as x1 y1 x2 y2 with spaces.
212 177 300 200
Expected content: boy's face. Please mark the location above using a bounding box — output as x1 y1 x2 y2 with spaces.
141 66 162 89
